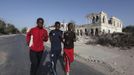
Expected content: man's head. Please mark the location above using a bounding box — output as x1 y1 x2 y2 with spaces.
37 18 44 28
54 21 60 30
67 23 74 31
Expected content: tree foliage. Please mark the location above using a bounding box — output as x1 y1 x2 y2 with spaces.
123 25 134 36
0 19 19 34
0 20 6 34
21 27 27 34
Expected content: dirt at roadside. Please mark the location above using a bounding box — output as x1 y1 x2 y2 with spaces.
0 51 7 65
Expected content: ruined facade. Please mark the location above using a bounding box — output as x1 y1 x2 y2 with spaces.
75 11 123 36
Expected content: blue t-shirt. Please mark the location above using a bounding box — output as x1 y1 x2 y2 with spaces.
49 30 63 52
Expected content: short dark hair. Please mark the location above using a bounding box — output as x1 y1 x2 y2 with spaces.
68 23 73 27
55 21 60 25
37 18 44 24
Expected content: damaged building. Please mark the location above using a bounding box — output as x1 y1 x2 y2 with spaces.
75 11 123 36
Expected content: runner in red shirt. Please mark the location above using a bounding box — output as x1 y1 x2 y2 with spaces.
26 18 48 75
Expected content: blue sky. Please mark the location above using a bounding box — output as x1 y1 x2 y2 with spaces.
0 0 134 30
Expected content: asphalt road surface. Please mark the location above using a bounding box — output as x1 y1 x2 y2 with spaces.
0 34 104 75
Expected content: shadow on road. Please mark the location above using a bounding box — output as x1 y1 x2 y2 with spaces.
36 49 105 75
37 49 64 75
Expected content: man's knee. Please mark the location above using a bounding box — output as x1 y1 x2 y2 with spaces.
31 61 38 67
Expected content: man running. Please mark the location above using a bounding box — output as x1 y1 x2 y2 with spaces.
26 18 48 75
63 23 76 75
49 21 63 73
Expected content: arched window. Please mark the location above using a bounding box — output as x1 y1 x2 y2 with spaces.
92 16 96 23
91 29 94 36
103 16 105 23
102 29 105 34
96 16 99 22
77 29 79 35
80 29 83 36
114 21 116 26
95 28 99 36
85 29 88 36
108 20 112 24
108 30 110 33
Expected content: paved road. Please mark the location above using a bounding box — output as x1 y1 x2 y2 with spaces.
0 34 104 75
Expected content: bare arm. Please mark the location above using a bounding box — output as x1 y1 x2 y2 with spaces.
43 29 48 42
73 32 76 42
26 29 32 46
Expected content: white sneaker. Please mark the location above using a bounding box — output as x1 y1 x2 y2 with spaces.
66 72 69 75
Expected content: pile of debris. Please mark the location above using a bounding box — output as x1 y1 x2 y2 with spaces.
87 33 134 49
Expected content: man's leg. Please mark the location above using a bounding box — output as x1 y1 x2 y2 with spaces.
30 50 38 75
37 51 43 66
55 50 62 71
64 48 74 72
68 49 74 63
36 51 43 75
51 51 60 72
53 53 58 71
59 54 64 70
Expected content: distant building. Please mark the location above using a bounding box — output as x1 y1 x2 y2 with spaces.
48 22 68 31
75 11 123 36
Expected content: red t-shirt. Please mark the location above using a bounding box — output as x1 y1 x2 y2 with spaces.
26 26 48 52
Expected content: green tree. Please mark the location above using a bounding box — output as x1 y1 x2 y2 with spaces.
0 20 6 34
5 23 18 34
21 27 27 34
0 19 20 34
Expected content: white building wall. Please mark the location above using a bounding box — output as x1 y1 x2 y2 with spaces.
76 11 123 36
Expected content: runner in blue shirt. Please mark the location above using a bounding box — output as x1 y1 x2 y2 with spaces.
49 21 63 72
